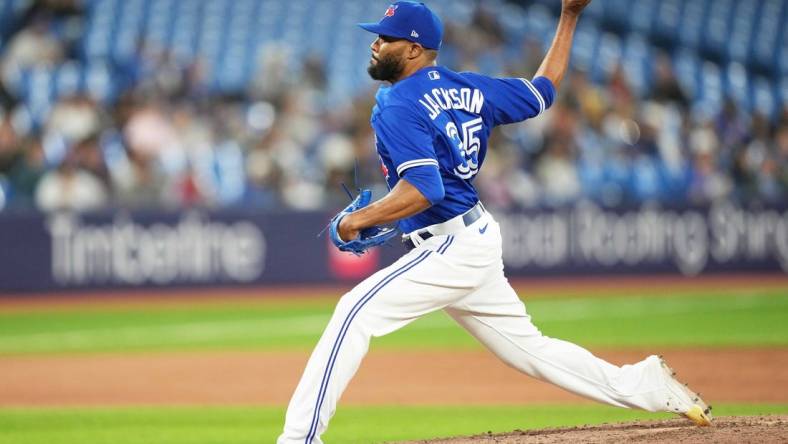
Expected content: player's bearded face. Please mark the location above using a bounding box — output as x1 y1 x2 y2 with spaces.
367 48 405 82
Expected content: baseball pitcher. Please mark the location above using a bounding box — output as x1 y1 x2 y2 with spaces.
278 2 712 442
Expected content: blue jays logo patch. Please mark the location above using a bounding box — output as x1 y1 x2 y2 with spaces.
385 5 398 17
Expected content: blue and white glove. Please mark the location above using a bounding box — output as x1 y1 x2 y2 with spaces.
329 189 399 255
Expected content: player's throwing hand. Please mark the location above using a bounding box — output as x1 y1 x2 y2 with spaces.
562 0 592 17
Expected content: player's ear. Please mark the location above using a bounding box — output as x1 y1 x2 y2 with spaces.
408 42 424 60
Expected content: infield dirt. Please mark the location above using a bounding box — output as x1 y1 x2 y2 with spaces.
0 348 785 405
407 415 788 443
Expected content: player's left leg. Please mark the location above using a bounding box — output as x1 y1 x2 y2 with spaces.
445 277 670 411
443 218 711 424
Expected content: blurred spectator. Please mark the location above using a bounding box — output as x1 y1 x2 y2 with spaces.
6 136 47 208
35 153 108 211
250 43 292 102
110 149 166 209
0 113 20 173
537 106 582 205
1 14 63 76
0 0 783 214
46 95 101 144
650 53 689 108
688 119 732 204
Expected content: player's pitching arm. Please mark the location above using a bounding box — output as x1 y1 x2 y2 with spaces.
338 179 430 241
533 0 591 90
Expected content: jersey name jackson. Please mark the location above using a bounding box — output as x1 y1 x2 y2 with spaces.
418 87 484 120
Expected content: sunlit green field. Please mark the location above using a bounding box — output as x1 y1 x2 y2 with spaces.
0 284 786 443
0 287 785 355
0 404 786 444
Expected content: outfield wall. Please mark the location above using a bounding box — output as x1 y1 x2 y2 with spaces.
0 201 786 293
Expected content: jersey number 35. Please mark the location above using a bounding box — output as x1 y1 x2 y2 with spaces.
445 117 484 180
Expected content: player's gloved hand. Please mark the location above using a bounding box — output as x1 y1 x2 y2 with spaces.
329 189 399 255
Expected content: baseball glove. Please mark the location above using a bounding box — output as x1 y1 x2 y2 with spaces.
329 189 399 255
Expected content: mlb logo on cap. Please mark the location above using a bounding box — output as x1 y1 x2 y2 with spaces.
357 1 444 50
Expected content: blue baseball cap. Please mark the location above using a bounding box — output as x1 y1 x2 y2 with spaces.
357 2 443 50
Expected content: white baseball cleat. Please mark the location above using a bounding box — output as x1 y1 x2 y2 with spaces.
659 356 713 426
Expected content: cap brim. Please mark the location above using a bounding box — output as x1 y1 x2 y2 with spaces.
357 22 404 39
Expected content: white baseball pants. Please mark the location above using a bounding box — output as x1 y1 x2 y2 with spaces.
278 211 672 444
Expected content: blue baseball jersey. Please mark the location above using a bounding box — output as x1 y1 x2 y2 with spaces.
371 65 555 234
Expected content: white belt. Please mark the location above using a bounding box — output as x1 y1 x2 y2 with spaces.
403 201 486 248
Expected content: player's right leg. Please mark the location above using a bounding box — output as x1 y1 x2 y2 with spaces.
278 242 485 444
445 276 712 425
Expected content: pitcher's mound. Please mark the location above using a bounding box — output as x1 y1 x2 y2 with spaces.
408 415 787 443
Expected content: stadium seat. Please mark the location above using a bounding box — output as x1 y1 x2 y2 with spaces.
0 0 783 123
621 33 651 96
653 0 683 43
629 0 658 35
724 61 751 109
677 0 707 49
727 1 758 64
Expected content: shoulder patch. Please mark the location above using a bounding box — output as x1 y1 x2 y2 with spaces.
428 70 440 80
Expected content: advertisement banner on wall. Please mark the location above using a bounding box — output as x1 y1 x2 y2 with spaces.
0 201 785 293
497 201 788 276
0 209 358 293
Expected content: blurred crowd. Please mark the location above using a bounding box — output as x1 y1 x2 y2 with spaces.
0 1 785 214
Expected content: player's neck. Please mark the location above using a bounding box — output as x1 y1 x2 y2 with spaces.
391 60 437 84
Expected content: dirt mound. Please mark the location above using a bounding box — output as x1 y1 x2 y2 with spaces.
405 415 788 444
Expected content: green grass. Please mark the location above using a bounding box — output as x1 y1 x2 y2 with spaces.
0 288 785 355
0 404 785 444
0 287 785 443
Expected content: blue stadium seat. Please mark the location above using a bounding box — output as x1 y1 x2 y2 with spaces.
630 0 659 35
728 1 758 63
577 156 606 202
630 155 663 201
0 0 27 32
653 0 684 43
699 60 724 113
673 50 701 100
677 0 707 49
780 75 788 106
752 76 777 117
752 0 784 72
702 0 734 58
569 23 599 73
780 35 788 76
55 62 81 98
83 63 115 103
19 68 55 128
590 32 622 83
575 0 602 21
498 3 528 40
621 33 651 96
724 61 751 109
4 0 784 120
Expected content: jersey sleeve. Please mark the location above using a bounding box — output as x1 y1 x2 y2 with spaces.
401 164 445 204
374 105 438 177
463 73 556 126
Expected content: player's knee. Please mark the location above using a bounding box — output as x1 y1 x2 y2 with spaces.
334 289 370 319
334 292 356 315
